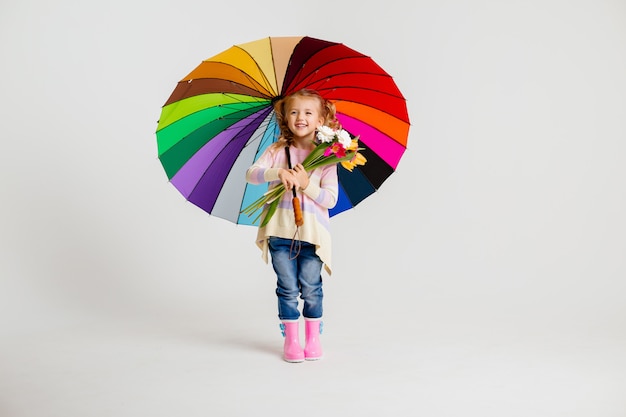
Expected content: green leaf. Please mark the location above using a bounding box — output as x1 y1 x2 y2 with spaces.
260 199 280 227
305 151 357 171
302 143 330 167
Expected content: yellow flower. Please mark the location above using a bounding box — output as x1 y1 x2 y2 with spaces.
346 138 359 151
341 151 367 172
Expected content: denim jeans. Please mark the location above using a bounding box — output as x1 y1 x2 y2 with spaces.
268 237 323 321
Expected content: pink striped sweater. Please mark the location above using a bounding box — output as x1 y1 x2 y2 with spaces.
245 145 339 275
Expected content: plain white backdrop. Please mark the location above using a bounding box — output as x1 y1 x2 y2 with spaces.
1 0 625 416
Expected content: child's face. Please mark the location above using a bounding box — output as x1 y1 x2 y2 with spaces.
285 96 324 140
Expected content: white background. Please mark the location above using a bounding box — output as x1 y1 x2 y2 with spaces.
1 0 625 416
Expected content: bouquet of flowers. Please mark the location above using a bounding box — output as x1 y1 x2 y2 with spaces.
241 126 367 226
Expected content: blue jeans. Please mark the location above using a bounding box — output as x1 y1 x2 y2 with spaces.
268 237 323 321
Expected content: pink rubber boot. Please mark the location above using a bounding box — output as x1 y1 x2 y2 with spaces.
304 318 323 361
280 321 304 363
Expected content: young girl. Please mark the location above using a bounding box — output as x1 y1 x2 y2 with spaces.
245 89 340 363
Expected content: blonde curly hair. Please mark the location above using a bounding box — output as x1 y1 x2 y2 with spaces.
272 89 341 148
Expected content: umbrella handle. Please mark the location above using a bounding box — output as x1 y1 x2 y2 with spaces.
292 196 304 226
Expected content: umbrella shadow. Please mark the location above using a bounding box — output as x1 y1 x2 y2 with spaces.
155 317 280 359
216 336 278 357
8 187 283 361
172 327 280 360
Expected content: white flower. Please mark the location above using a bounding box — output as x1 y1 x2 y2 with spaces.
336 129 352 148
316 125 335 143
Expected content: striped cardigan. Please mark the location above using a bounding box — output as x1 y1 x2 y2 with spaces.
245 145 339 275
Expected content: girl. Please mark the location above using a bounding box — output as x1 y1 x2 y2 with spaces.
245 89 340 363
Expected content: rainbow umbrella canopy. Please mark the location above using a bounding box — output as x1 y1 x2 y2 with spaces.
156 36 410 225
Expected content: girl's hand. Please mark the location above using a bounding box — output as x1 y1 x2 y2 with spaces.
278 168 300 191
291 164 310 190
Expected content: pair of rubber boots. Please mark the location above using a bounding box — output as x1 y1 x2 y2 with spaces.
280 318 323 363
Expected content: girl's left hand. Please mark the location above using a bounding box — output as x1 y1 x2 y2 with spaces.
291 164 310 190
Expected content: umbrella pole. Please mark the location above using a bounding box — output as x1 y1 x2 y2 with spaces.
285 147 304 227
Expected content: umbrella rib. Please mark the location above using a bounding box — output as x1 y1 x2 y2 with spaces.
186 112 270 205
297 72 406 99
288 56 398 89
189 109 274 220
315 83 405 100
226 55 276 98
232 45 277 97
210 95 272 128
220 92 269 106
235 118 276 223
327 98 409 126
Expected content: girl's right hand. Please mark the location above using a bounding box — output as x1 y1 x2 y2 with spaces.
291 164 309 190
278 168 300 191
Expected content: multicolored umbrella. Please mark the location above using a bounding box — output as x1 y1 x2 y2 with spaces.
156 36 410 225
